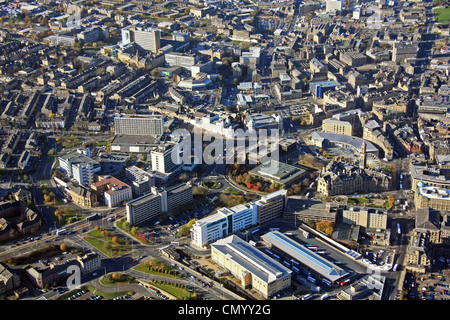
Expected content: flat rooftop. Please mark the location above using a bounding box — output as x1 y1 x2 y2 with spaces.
261 231 348 282
212 235 292 284
59 151 99 166
249 160 306 185
111 135 161 146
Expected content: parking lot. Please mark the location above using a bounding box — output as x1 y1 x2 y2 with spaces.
140 203 216 241
403 269 450 300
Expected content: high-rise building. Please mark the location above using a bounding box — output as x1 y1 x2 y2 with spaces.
58 149 101 187
121 24 161 53
151 142 181 174
114 114 164 136
126 183 193 225
134 26 161 53
253 190 288 225
125 165 155 196
326 0 342 12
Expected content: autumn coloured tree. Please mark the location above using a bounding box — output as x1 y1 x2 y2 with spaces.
388 195 395 209
316 221 334 236
60 243 68 252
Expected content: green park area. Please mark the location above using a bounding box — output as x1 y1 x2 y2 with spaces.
83 227 131 257
435 7 450 23
149 279 197 300
134 259 183 279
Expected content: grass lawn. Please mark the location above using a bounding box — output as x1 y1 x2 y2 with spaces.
134 263 182 280
149 281 195 300
347 197 369 205
224 187 241 195
435 7 450 23
97 140 108 146
83 228 130 257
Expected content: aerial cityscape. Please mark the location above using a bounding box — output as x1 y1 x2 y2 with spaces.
0 0 449 306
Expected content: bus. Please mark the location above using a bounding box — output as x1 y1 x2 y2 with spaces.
322 278 332 287
340 279 351 287
85 213 99 221
302 293 313 300
56 229 66 235
307 276 316 284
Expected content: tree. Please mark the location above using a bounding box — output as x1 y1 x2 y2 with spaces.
388 194 395 209
316 220 334 236
60 243 68 252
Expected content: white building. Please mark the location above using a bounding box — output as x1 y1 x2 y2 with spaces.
211 235 292 299
114 114 164 136
91 177 133 208
326 0 342 12
151 142 181 174
58 149 101 187
191 203 257 249
190 114 237 139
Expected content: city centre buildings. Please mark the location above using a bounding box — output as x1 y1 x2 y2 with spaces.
114 114 164 136
211 235 292 299
191 190 287 249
